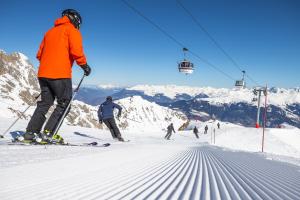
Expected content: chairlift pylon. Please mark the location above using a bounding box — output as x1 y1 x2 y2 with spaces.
178 48 194 75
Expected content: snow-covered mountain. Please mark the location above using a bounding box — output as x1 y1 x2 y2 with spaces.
117 85 300 128
115 96 186 131
71 83 300 128
1 50 299 129
0 50 39 105
127 84 300 106
0 51 187 131
75 85 124 106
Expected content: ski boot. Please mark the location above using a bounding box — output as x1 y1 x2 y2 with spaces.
41 130 64 144
52 134 64 144
116 135 125 142
18 132 43 143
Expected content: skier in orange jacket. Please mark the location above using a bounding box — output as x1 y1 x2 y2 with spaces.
24 9 91 143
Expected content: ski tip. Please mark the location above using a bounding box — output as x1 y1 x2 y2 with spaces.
88 142 98 146
88 142 111 147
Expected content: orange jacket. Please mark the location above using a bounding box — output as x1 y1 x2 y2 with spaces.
37 16 87 79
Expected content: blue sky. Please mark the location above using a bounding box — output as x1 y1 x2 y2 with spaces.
0 0 299 88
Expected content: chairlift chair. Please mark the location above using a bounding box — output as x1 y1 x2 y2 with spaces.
178 60 194 74
178 47 194 75
235 80 245 88
235 70 246 88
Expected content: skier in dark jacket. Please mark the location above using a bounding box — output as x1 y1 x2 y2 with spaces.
98 96 124 141
217 122 220 129
165 123 176 140
23 9 91 143
193 126 199 139
204 125 208 134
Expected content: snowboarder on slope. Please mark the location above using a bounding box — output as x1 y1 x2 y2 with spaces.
204 125 208 134
23 9 91 143
193 126 199 139
165 123 176 140
98 96 124 141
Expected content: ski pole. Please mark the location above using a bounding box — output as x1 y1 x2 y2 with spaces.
52 74 86 138
0 94 41 138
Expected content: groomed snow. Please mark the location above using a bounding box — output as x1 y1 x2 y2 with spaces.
0 117 299 200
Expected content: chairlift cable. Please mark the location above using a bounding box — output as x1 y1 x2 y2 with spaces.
122 0 235 81
176 0 260 86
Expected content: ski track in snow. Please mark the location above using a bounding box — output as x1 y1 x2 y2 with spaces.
1 145 300 200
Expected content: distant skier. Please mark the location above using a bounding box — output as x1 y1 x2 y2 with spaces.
98 96 124 141
165 123 176 140
193 126 199 139
23 9 91 143
217 122 220 129
204 125 208 134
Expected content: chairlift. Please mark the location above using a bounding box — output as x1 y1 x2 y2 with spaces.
178 48 194 75
235 70 246 88
252 97 258 102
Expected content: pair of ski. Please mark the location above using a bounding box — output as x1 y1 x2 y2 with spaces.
6 139 111 148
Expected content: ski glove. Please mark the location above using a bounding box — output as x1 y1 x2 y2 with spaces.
80 64 91 76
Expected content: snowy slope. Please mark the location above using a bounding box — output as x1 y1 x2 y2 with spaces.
0 117 300 200
187 120 300 159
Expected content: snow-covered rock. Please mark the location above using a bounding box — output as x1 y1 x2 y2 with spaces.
0 51 39 105
115 96 187 131
0 51 105 129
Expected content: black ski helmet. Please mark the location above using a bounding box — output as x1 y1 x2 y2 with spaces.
62 9 82 29
106 96 113 101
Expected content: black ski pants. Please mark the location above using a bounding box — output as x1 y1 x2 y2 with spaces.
165 131 172 139
26 78 72 134
103 118 122 139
